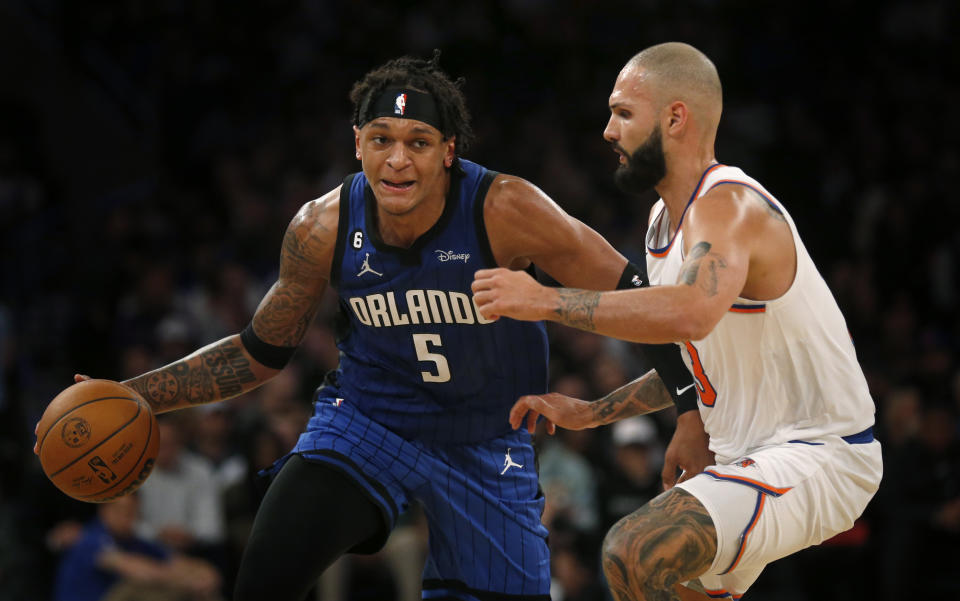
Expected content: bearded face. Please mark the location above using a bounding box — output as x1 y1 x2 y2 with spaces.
612 123 667 196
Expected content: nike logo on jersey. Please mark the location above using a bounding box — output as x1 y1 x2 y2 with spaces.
676 383 696 396
500 448 523 475
435 250 470 263
357 253 384 277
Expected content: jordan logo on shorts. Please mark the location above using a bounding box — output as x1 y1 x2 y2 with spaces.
500 448 523 475
357 253 383 277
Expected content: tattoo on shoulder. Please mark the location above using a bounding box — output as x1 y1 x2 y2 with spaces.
678 241 727 297
554 289 601 331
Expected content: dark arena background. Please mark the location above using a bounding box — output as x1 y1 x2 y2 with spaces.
1 1 957 600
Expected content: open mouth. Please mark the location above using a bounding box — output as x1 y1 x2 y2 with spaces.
382 179 415 192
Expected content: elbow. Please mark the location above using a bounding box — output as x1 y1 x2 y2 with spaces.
670 306 719 342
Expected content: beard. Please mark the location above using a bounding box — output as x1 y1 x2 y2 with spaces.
612 124 667 196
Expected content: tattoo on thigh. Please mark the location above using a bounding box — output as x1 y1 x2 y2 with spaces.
603 488 717 601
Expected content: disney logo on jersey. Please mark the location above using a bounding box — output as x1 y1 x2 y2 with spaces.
435 250 470 263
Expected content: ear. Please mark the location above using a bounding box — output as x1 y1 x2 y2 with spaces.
664 101 689 137
444 135 457 168
353 125 362 160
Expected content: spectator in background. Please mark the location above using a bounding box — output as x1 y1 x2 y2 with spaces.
538 374 601 533
54 493 221 601
597 416 663 532
189 404 246 493
134 416 227 579
881 403 960 599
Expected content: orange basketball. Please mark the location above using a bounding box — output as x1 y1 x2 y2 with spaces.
37 379 160 503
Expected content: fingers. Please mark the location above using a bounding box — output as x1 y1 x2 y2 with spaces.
661 457 679 490
526 411 538 434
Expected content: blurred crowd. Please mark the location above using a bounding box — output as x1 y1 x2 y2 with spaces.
1 1 958 600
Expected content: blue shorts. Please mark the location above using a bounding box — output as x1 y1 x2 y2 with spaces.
285 397 551 600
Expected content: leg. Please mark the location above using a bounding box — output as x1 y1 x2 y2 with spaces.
233 455 385 601
601 488 716 601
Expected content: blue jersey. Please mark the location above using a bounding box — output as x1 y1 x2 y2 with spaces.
322 159 548 443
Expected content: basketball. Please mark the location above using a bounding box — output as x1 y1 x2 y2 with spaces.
36 379 160 503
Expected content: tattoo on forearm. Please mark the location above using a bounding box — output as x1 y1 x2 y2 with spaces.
203 343 257 397
126 338 256 411
603 488 717 601
554 289 601 331
678 241 727 297
592 372 673 424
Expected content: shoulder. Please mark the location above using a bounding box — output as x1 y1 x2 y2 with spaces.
289 185 342 238
483 174 562 225
686 181 761 228
280 186 342 278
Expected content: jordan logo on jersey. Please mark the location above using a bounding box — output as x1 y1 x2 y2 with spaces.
500 448 523 475
357 253 384 278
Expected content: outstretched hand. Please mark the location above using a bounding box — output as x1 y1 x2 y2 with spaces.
509 392 595 435
661 410 714 490
472 267 551 322
34 374 91 455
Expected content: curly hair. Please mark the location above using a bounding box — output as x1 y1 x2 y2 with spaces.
350 49 475 152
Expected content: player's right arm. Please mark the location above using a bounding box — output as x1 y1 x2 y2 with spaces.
122 187 341 414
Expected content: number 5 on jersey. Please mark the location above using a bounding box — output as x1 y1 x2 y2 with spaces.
413 333 451 382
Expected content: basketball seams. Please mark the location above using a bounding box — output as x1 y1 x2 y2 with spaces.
77 402 158 501
37 394 141 454
46 398 143 478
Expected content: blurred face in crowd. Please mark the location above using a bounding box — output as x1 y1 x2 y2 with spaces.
354 118 456 219
100 494 140 539
604 64 667 195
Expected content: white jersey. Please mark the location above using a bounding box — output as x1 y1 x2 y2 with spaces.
646 164 875 463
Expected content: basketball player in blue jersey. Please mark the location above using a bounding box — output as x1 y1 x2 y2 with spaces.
36 52 713 601
474 43 882 601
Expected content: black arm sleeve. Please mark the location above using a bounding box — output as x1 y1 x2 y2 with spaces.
617 261 699 414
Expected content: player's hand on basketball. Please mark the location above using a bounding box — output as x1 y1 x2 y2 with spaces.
472 267 552 322
509 392 594 435
34 374 93 454
661 410 714 490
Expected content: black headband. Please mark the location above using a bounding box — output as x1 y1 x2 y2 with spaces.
359 87 443 132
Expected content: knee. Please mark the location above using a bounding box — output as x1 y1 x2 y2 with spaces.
601 514 655 592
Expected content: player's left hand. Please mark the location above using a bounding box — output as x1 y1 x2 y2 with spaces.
509 392 594 435
472 267 552 322
662 410 714 490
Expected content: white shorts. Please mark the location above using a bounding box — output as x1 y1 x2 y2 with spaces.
675 434 882 599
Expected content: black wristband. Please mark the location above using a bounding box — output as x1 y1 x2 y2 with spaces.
617 260 699 414
617 260 648 289
240 323 297 370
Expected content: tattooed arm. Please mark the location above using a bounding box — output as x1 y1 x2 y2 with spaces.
124 188 341 413
509 368 674 434
472 183 797 344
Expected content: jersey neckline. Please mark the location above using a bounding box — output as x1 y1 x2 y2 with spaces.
647 162 725 257
363 167 463 259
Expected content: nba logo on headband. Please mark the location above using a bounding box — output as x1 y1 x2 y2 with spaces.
394 93 407 116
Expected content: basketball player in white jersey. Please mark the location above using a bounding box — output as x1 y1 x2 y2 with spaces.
472 42 882 601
